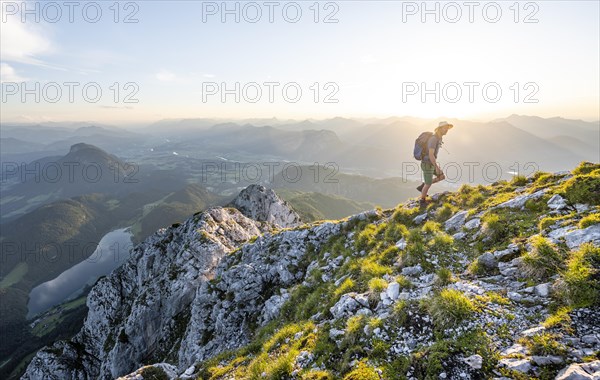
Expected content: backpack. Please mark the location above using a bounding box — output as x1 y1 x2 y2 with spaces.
413 132 433 160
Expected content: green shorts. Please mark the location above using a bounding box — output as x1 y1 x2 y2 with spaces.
421 162 435 185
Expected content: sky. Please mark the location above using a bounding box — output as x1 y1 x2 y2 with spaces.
1 0 599 124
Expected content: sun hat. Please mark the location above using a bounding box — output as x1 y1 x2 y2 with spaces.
435 121 454 132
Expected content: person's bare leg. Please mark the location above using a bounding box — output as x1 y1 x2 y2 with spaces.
422 174 445 200
421 183 432 199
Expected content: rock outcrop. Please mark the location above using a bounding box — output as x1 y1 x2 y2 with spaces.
231 184 302 228
23 185 304 379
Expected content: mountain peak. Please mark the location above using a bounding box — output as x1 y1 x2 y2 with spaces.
232 184 301 228
68 142 104 154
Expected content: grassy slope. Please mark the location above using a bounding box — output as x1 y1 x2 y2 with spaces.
275 189 376 222
194 162 600 380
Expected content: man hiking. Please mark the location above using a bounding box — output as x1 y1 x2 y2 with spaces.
415 121 454 206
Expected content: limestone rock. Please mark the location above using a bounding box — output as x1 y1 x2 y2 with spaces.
464 354 483 370
496 189 546 209
564 225 600 249
330 293 370 319
547 194 568 210
499 358 531 373
465 218 481 230
555 360 600 380
445 210 468 232
231 184 301 228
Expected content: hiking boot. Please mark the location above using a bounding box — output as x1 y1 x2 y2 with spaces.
416 183 424 192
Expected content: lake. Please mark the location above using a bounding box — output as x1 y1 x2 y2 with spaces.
27 228 133 318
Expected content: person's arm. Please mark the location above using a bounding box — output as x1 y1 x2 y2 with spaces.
428 148 442 175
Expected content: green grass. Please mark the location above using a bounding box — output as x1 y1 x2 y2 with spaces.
301 370 335 379
0 263 28 289
275 189 376 222
410 329 498 379
559 171 600 205
435 268 455 287
198 322 318 380
435 203 458 222
31 295 87 337
481 213 507 245
511 175 529 186
557 243 600 307
579 212 600 229
358 259 392 286
572 161 600 175
539 214 572 232
422 221 441 234
368 278 388 293
543 307 572 332
342 360 380 380
521 236 565 280
519 333 567 357
426 289 477 329
445 184 487 209
392 206 421 226
334 278 356 300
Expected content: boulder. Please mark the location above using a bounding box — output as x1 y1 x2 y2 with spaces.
499 358 531 373
330 293 370 319
547 194 568 210
531 356 564 366
464 354 483 369
465 218 481 230
386 282 400 301
534 283 551 298
413 213 428 224
395 238 407 250
401 264 423 277
478 252 498 269
564 225 600 249
555 360 600 380
445 210 468 232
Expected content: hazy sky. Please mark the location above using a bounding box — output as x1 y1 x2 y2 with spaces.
1 0 599 123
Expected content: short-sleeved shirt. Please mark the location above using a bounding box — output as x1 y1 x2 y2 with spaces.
422 135 441 164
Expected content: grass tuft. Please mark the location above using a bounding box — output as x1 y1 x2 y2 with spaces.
555 243 600 307
426 289 477 329
521 236 564 280
579 213 600 229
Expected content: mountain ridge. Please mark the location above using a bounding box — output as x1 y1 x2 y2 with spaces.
22 163 600 380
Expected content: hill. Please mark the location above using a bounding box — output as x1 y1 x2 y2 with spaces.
275 189 376 221
22 162 600 380
0 143 191 223
0 184 223 379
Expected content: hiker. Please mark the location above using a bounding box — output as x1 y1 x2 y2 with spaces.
414 121 454 205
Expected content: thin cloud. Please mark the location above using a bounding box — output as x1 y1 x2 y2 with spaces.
1 10 54 67
156 69 177 82
0 63 28 82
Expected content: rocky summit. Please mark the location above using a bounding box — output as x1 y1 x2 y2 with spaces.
23 163 600 380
